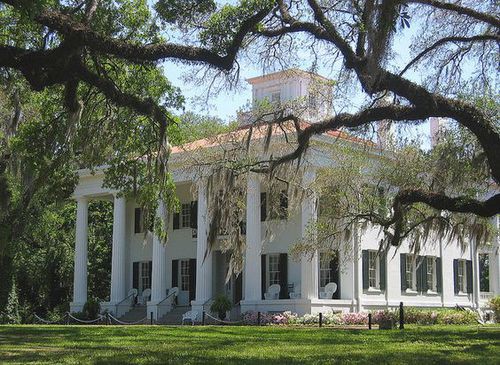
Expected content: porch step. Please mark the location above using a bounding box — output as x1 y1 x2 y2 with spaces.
157 306 191 325
119 305 147 323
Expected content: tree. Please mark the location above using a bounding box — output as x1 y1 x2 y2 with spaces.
0 1 498 258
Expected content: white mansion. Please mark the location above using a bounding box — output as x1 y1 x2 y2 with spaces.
70 69 500 321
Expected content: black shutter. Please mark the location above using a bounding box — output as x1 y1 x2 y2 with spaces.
239 221 246 235
279 190 288 219
148 261 152 289
234 273 243 304
261 255 267 299
173 212 180 230
400 254 407 291
133 262 139 289
453 259 459 294
190 201 198 229
134 208 142 233
189 259 197 301
379 251 386 291
436 257 442 293
279 253 288 299
419 256 428 292
172 259 179 288
466 260 473 294
416 256 423 292
260 192 267 221
330 252 340 299
362 250 369 289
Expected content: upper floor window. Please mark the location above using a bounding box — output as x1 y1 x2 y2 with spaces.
181 203 191 228
271 91 281 104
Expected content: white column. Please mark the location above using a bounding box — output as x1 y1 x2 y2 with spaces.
72 197 89 310
110 195 127 303
151 201 168 303
471 239 481 308
195 179 212 303
301 170 319 300
494 216 500 295
244 172 262 301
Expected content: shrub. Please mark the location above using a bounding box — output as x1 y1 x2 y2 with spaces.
82 298 100 319
210 295 232 320
436 309 478 325
341 312 368 325
489 296 500 323
404 307 438 325
2 278 21 324
372 310 398 325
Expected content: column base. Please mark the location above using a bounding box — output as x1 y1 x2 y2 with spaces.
69 302 85 313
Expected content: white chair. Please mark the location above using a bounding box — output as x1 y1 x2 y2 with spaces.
182 310 198 325
264 284 281 300
141 288 151 305
289 284 301 299
319 282 337 299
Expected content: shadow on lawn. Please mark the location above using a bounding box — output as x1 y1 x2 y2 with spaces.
0 325 498 364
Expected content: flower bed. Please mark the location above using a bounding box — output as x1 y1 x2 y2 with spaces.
241 307 478 326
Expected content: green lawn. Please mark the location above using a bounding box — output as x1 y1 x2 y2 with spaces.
0 325 499 364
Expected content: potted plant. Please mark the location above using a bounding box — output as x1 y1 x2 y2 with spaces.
375 310 396 330
210 295 232 320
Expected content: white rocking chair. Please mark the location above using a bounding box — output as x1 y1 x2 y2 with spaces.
182 310 198 325
264 284 281 300
141 288 151 305
319 282 337 299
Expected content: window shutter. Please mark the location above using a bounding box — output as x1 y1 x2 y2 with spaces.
134 208 142 233
453 259 459 294
279 190 288 220
172 259 179 288
330 252 340 299
189 259 197 301
173 212 180 230
148 261 152 289
466 260 473 294
362 250 369 289
419 256 428 292
190 201 198 229
400 254 407 291
279 253 288 299
234 273 243 303
379 251 386 291
261 254 267 299
436 257 442 293
260 192 267 222
133 262 139 289
239 221 246 235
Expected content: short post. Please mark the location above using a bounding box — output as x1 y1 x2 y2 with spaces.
257 311 261 326
399 302 404 330
368 313 372 330
202 311 206 325
319 313 323 328
150 311 153 325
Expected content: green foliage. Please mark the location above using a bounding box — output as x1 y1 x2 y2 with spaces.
404 307 478 325
210 294 232 318
155 0 216 26
2 277 21 324
489 296 500 323
82 298 101 320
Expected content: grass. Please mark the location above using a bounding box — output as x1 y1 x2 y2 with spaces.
0 325 499 364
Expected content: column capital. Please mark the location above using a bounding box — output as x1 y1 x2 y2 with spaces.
75 195 89 204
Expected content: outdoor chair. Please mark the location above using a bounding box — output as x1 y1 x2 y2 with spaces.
264 284 281 300
141 288 151 305
182 310 198 325
319 282 337 299
128 288 138 306
289 284 301 299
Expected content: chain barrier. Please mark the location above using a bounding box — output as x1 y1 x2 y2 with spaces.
107 313 149 325
204 312 244 325
34 313 68 324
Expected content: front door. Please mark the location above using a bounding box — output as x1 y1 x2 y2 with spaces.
174 258 196 305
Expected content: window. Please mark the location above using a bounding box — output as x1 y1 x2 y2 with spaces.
134 208 143 233
181 203 191 228
268 254 280 287
405 255 416 290
426 257 437 292
180 259 190 291
479 253 490 292
309 93 317 109
271 91 281 104
140 261 150 292
368 251 379 289
319 254 332 288
457 259 466 293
